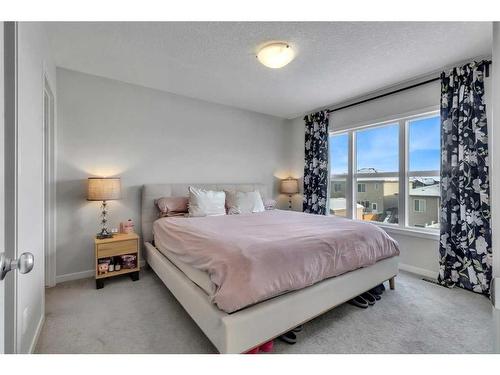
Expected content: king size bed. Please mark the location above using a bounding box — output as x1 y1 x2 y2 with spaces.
141 183 399 354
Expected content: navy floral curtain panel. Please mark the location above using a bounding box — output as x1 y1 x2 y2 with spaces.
303 110 329 215
438 60 492 295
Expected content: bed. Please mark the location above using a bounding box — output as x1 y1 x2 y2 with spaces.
141 183 399 354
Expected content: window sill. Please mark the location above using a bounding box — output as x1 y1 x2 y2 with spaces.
373 223 440 240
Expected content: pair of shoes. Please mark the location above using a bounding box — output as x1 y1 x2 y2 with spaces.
369 284 385 296
292 325 303 333
361 292 377 305
348 291 379 308
279 331 298 344
244 340 274 354
260 340 274 353
349 295 369 308
279 324 304 344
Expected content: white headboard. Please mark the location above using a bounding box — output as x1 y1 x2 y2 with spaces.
141 183 269 244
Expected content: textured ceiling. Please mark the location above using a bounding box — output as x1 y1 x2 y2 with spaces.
44 22 492 119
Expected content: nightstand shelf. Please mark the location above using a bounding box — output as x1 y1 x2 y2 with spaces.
94 232 140 289
95 266 140 279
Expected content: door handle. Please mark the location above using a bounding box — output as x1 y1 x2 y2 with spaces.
0 252 34 281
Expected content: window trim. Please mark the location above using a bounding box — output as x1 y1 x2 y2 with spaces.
329 107 440 234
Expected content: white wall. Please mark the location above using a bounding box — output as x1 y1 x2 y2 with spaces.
55 68 289 279
286 75 491 277
16 22 57 353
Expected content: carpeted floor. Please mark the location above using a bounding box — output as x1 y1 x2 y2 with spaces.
35 268 494 354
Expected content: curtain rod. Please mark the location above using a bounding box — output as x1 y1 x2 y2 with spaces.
327 59 492 114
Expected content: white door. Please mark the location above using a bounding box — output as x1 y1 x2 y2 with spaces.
1 21 42 354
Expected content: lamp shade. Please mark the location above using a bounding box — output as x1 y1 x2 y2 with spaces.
87 177 121 201
281 178 299 194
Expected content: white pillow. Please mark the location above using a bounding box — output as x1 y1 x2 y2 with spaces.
225 190 265 215
188 186 226 217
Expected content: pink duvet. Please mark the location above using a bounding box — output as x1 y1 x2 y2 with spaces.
153 210 399 313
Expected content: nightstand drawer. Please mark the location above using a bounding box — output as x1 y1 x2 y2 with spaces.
97 239 137 258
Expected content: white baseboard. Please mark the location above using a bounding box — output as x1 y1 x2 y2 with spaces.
399 263 437 280
56 269 95 284
28 314 45 354
55 260 146 284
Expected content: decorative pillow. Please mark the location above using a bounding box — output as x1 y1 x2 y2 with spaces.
225 190 265 215
155 197 189 217
188 186 226 217
263 198 277 210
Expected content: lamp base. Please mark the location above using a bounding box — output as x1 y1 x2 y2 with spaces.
96 228 113 240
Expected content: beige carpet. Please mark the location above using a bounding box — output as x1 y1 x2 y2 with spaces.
35 268 494 354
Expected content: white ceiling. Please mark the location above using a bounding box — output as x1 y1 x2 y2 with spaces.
44 22 492 119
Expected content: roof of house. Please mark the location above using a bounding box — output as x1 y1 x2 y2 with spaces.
409 184 440 197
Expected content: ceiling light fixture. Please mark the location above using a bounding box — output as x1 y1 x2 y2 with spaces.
256 42 295 69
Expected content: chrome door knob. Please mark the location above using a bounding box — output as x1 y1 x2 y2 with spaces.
0 252 34 281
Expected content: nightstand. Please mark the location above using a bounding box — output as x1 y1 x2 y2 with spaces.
94 232 140 289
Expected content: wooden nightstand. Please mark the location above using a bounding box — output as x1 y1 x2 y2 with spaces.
94 232 140 289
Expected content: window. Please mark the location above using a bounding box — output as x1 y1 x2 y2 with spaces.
329 133 348 217
414 199 426 213
328 110 440 232
407 115 440 229
355 123 399 224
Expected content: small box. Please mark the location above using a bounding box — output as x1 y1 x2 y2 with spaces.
121 254 137 269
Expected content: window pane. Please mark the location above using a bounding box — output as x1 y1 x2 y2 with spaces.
330 178 347 217
355 177 399 224
356 124 398 173
408 177 440 229
408 116 440 172
329 133 348 175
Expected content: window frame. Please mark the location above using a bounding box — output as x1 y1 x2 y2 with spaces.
329 108 440 235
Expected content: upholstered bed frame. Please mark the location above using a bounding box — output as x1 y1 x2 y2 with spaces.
141 183 399 354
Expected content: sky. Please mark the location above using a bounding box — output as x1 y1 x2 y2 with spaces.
330 116 440 174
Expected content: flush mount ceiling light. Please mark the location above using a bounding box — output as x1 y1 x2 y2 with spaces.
256 42 295 69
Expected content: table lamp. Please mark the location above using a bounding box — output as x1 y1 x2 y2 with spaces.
281 178 299 209
87 177 121 239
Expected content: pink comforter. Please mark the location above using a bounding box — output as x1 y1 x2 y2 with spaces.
153 210 399 313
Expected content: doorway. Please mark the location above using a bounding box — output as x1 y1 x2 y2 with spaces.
43 77 55 288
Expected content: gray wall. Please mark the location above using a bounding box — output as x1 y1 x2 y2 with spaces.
56 68 289 278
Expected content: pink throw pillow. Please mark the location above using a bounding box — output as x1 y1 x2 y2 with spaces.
155 196 189 217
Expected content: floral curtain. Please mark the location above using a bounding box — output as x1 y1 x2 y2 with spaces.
438 60 492 295
303 110 329 215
